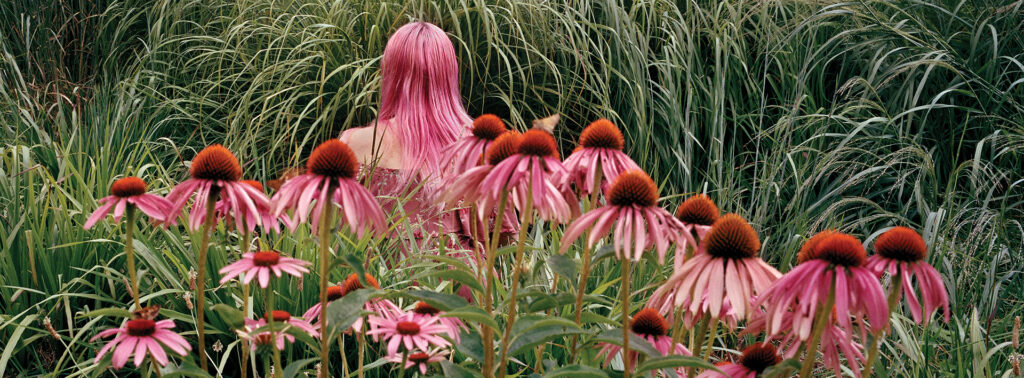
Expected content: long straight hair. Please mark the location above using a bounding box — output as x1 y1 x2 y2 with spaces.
377 21 471 185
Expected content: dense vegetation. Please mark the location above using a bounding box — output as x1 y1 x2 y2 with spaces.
1 0 1022 376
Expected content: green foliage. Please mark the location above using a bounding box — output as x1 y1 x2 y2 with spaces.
1 0 1022 376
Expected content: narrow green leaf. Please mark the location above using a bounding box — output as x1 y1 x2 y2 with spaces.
635 355 720 375
590 329 661 357
426 268 484 293
405 289 469 311
210 304 246 330
454 328 485 363
282 357 319 378
443 306 498 329
325 288 378 336
543 364 609 377
440 360 484 378
546 253 578 280
78 307 132 319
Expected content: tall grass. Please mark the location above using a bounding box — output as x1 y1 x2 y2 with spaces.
2 0 1022 376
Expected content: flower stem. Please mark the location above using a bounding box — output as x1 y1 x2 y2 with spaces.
318 199 335 376
482 191 509 377
497 188 534 378
195 194 217 372
358 327 366 378
621 256 632 378
799 282 837 377
124 206 140 309
268 288 283 378
863 274 903 377
569 168 603 361
702 318 718 360
239 230 252 378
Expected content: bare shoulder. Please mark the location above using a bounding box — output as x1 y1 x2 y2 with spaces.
339 121 402 168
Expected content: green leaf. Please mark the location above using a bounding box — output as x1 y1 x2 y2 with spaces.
543 364 609 377
405 289 469 311
336 253 366 280
454 327 485 363
591 245 616 263
325 288 379 336
443 306 498 329
528 292 577 312
635 355 721 375
160 359 214 378
761 358 801 378
590 329 661 357
580 311 619 326
426 268 484 293
440 360 484 378
546 253 578 280
210 304 246 330
508 317 587 356
282 357 319 378
78 307 132 319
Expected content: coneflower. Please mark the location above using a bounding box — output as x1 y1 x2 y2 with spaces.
442 114 508 175
410 301 468 343
672 194 719 270
338 273 400 335
84 177 173 308
696 343 782 378
271 139 387 374
561 170 688 378
754 232 888 377
555 119 640 197
596 309 691 375
163 144 266 371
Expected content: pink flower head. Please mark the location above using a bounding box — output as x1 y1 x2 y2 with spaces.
745 310 867 378
443 114 507 175
164 145 272 232
555 119 640 196
84 177 174 229
561 170 687 263
271 140 386 237
671 194 720 270
384 347 449 375
597 309 690 374
91 318 191 369
213 180 291 233
332 273 400 333
410 301 468 344
218 250 310 288
476 129 572 223
440 132 521 240
696 343 782 378
866 226 949 324
366 311 452 357
239 311 317 351
649 214 780 329
302 284 344 327
754 232 888 365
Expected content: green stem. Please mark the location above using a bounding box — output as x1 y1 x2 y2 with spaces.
195 193 217 372
268 288 283 378
239 231 252 378
318 200 334 375
482 192 509 377
670 305 687 347
569 168 603 361
690 317 708 357
799 282 837 377
702 318 718 361
125 206 140 309
863 274 903 377
497 187 534 378
358 326 366 378
621 256 632 378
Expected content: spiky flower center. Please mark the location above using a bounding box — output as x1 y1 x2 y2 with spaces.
251 251 280 267
675 194 719 226
254 333 273 346
704 214 761 259
874 226 927 262
307 140 359 178
326 286 344 301
242 180 264 192
126 319 156 337
579 119 625 150
797 230 838 264
110 177 147 197
413 302 440 315
630 308 669 337
485 132 522 165
518 129 558 158
739 343 781 373
341 273 381 296
472 114 507 141
805 233 866 267
607 170 659 207
396 321 421 335
409 352 431 363
190 144 242 181
265 310 291 322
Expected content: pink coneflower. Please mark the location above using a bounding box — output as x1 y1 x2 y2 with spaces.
754 232 888 377
443 114 507 175
271 139 386 236
561 170 687 263
239 311 317 351
671 194 719 270
164 145 270 232
597 309 691 374
302 285 343 328
384 347 449 374
745 311 866 378
212 180 290 232
84 177 174 229
366 311 452 357
339 273 400 334
649 214 781 329
555 119 640 196
696 343 782 378
218 250 311 288
866 226 949 324
92 318 191 369
411 301 468 343
477 129 571 222
440 131 520 241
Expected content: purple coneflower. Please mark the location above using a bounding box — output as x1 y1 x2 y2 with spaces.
339 273 400 334
866 226 949 324
92 318 191 369
696 343 782 378
302 285 343 328
218 250 310 288
477 129 571 222
410 301 468 343
555 119 640 197
239 311 316 351
671 194 719 270
165 145 270 232
443 114 507 175
384 348 449 374
597 309 690 375
84 177 173 229
366 311 452 357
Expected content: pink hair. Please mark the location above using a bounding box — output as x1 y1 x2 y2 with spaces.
378 22 471 183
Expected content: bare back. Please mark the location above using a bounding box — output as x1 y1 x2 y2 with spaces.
339 120 404 170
